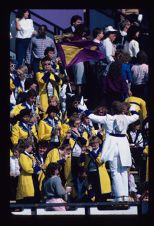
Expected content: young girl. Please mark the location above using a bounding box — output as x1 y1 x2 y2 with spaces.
43 162 71 211
10 145 20 200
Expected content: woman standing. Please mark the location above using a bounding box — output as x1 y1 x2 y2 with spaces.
131 50 148 101
15 9 35 67
87 101 139 201
123 25 140 63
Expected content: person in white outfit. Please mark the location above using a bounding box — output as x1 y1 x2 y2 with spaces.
86 101 139 201
15 9 35 67
10 147 20 200
123 25 140 62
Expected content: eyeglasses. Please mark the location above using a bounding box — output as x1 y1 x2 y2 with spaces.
10 64 15 67
44 63 51 66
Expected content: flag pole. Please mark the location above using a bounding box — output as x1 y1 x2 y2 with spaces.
54 35 72 93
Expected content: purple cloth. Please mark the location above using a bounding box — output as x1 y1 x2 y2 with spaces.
102 76 128 96
57 40 104 68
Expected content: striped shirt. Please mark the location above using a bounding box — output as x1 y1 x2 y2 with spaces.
26 35 57 64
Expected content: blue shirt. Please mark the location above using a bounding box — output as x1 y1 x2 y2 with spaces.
121 63 132 83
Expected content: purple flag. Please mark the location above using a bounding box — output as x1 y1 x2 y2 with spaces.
57 40 104 68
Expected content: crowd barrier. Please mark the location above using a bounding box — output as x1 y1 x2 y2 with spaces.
10 201 148 216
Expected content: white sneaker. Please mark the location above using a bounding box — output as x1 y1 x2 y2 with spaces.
123 196 129 202
114 197 123 202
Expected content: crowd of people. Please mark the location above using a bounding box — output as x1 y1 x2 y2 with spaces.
10 9 149 211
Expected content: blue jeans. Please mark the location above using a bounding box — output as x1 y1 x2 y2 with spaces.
15 38 31 67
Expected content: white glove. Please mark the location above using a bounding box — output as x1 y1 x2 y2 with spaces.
59 84 67 99
138 14 143 23
78 103 88 111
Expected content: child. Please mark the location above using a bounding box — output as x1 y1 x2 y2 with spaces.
43 162 71 211
10 145 20 200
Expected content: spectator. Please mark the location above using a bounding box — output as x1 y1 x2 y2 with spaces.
115 50 132 97
10 145 20 200
63 15 82 34
43 162 71 211
15 9 35 67
71 24 90 97
131 50 148 101
26 25 57 76
116 20 131 49
102 62 128 107
123 25 140 62
102 26 117 64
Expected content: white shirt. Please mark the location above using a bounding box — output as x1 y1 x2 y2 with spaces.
88 113 139 135
20 79 26 92
131 64 148 85
93 38 101 44
123 40 139 58
129 131 143 147
16 18 34 39
102 37 116 63
10 156 20 177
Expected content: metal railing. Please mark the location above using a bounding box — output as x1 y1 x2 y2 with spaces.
10 201 145 216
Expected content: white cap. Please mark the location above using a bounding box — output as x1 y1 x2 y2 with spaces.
104 26 117 34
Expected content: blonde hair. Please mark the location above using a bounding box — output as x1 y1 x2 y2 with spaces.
48 95 59 104
89 136 101 145
17 65 28 75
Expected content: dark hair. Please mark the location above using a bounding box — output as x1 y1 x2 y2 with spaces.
130 119 141 127
111 101 123 115
107 62 122 80
41 56 51 64
16 9 31 19
119 20 131 30
94 106 108 115
44 47 55 56
69 115 80 127
18 109 31 120
89 136 101 145
38 140 49 148
45 162 60 179
59 144 71 150
38 24 48 31
115 50 131 64
126 25 140 42
47 105 59 114
25 78 36 90
93 27 104 38
18 138 33 151
70 15 82 25
136 51 148 64
26 89 37 99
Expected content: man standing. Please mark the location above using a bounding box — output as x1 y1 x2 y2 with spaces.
63 15 82 34
26 25 57 76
